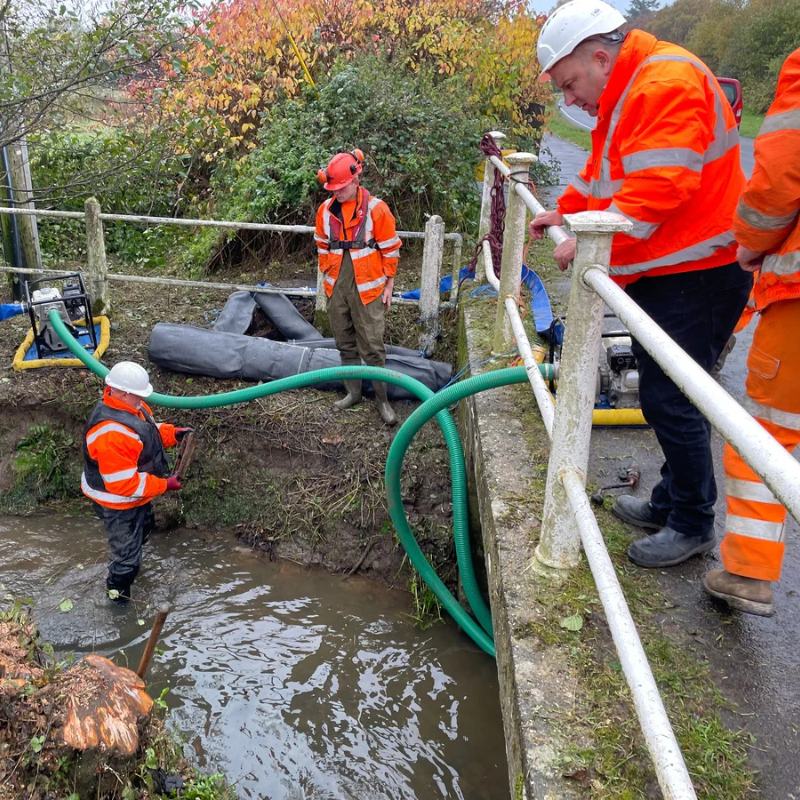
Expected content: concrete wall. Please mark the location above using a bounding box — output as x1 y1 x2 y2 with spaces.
458 298 583 799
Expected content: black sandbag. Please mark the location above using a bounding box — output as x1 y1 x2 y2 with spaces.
148 323 452 400
212 291 258 334
252 291 320 341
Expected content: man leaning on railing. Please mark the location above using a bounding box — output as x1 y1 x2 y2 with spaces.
703 47 800 617
529 0 752 569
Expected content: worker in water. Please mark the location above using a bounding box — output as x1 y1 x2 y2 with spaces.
703 48 800 617
81 361 191 603
530 0 752 568
315 149 402 426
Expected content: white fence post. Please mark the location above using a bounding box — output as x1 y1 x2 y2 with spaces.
419 214 444 353
84 197 110 315
476 130 506 286
492 152 535 354
535 211 632 570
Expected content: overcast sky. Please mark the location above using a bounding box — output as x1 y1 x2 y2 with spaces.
528 0 669 16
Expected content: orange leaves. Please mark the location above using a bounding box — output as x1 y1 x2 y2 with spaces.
148 0 546 154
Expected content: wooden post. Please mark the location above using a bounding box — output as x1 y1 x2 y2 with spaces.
84 197 110 315
492 152 535 354
5 139 42 275
419 214 444 354
476 131 506 285
136 605 170 682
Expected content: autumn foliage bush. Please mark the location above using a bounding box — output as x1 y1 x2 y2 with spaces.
144 0 547 156
209 56 486 227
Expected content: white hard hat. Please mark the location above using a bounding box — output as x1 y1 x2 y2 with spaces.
104 361 153 398
537 0 627 77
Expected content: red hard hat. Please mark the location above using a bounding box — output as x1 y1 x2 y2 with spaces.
317 149 364 191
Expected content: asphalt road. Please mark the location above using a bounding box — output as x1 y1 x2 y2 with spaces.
537 134 799 800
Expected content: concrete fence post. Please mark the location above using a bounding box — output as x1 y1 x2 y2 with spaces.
313 266 329 333
492 152 536 354
84 197 110 315
535 211 633 570
476 130 506 286
419 214 444 353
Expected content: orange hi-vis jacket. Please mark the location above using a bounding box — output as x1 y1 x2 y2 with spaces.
719 48 800 583
734 47 800 313
557 30 742 286
315 187 401 305
81 388 177 510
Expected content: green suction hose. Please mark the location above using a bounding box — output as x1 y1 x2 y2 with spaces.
49 311 550 656
385 367 532 656
49 313 496 640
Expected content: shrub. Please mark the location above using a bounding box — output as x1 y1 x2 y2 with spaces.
28 126 195 268
208 56 487 233
7 424 78 508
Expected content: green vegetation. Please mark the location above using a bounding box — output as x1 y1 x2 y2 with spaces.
28 127 194 268
1 423 80 513
530 510 756 799
643 0 799 114
738 109 765 139
545 103 591 151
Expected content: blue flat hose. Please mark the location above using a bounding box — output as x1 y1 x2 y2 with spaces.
49 310 550 656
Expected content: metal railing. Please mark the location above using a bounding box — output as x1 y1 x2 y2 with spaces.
480 134 800 799
0 201 464 348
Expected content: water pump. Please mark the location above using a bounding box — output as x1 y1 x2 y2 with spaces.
23 273 96 357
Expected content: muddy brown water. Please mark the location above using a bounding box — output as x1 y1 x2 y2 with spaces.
0 513 508 799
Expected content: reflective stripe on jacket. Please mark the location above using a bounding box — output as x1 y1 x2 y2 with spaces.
557 30 742 285
82 389 174 510
734 47 800 313
315 187 401 304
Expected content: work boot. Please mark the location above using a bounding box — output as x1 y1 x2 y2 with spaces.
627 527 715 568
703 569 774 617
106 576 132 604
612 495 668 531
373 382 397 426
334 380 362 411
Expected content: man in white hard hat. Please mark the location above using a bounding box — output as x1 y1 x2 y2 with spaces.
530 0 752 569
82 361 191 603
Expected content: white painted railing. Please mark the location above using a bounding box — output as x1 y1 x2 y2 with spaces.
480 135 800 799
0 202 463 347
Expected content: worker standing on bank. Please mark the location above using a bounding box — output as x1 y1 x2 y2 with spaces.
703 48 800 617
315 149 402 426
81 361 190 603
530 0 752 568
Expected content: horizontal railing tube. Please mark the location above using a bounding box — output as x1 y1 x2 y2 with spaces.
504 296 554 435
561 468 697 800
488 155 570 246
583 265 800 521
0 265 421 305
0 205 462 241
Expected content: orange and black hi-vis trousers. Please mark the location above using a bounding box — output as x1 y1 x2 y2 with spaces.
721 298 800 581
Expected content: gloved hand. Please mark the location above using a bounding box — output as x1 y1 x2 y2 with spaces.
166 475 182 491
175 427 194 441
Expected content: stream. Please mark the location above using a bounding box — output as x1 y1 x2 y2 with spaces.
0 512 508 799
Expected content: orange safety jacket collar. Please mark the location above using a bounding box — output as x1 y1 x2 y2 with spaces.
327 188 376 251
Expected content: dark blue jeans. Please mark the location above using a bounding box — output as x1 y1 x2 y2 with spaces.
626 262 752 537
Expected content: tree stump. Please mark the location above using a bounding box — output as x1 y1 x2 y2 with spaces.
59 654 154 756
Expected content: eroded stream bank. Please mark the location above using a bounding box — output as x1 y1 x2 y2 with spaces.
1 512 508 799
